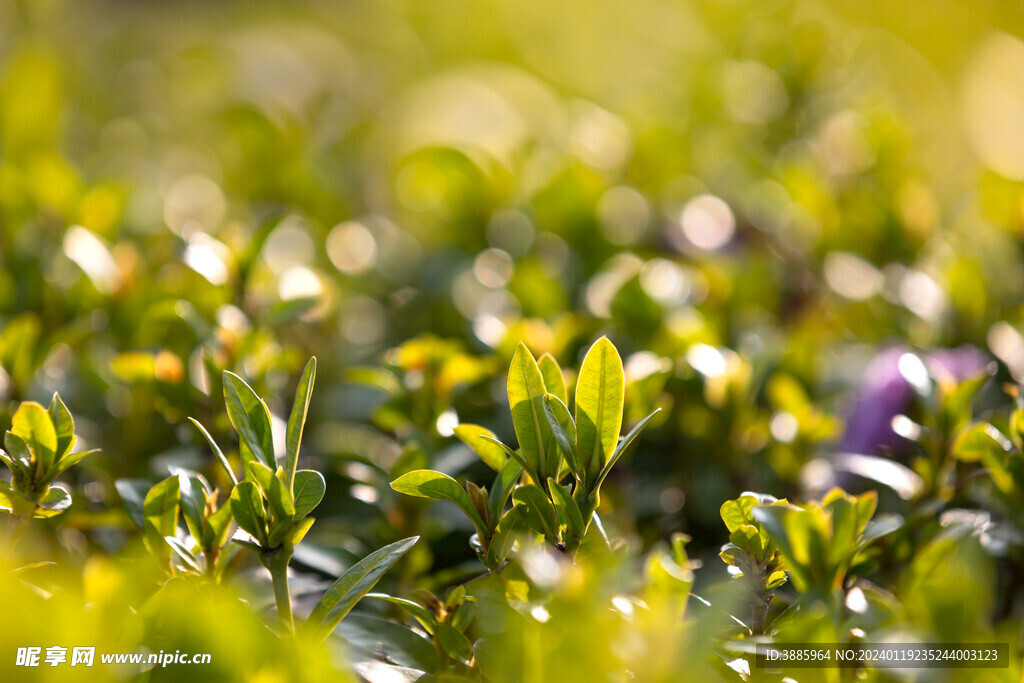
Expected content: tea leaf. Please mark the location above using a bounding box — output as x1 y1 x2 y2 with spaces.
302 536 419 643
488 458 522 524
11 401 57 474
223 371 275 469
507 342 550 479
542 394 580 479
230 481 268 546
115 478 150 531
436 623 473 664
178 472 208 541
391 470 487 535
143 476 180 554
47 392 75 461
594 408 660 491
511 483 559 538
454 424 507 471
365 593 438 634
293 469 326 519
538 353 568 406
189 417 238 486
575 337 623 476
286 357 316 490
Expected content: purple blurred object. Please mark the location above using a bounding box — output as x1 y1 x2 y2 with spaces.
838 345 990 456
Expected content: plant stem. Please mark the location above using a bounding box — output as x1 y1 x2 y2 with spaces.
264 550 294 635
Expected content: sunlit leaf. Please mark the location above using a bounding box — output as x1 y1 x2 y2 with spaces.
302 536 419 643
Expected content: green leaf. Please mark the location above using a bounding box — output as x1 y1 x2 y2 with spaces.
247 461 295 520
178 472 209 542
301 536 419 643
720 496 760 533
293 469 326 518
593 408 660 491
481 436 535 482
454 424 507 471
548 478 584 540
488 458 522 525
223 371 275 469
286 357 316 490
230 481 268 546
952 422 1012 462
143 477 180 554
365 593 438 634
2 435 34 485
436 623 473 665
115 479 150 531
47 393 75 461
507 342 551 480
46 448 99 480
165 537 202 573
10 401 58 475
487 506 531 564
511 484 559 538
288 516 316 547
542 394 579 479
33 485 72 518
574 337 623 477
390 470 487 535
202 503 234 551
188 417 238 485
538 353 568 406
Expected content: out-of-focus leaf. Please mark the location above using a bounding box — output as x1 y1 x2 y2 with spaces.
952 422 1012 463
33 485 72 518
115 478 150 531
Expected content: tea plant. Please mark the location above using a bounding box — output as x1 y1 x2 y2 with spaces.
0 393 97 520
391 337 659 568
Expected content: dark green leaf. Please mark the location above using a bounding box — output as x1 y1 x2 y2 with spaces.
230 481 268 546
223 371 275 469
365 593 438 634
189 417 238 485
115 479 150 531
293 469 326 518
301 536 419 643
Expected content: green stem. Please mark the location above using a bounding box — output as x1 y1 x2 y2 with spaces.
264 549 294 635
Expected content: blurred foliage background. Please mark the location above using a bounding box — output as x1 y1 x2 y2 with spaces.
4 0 1024 679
